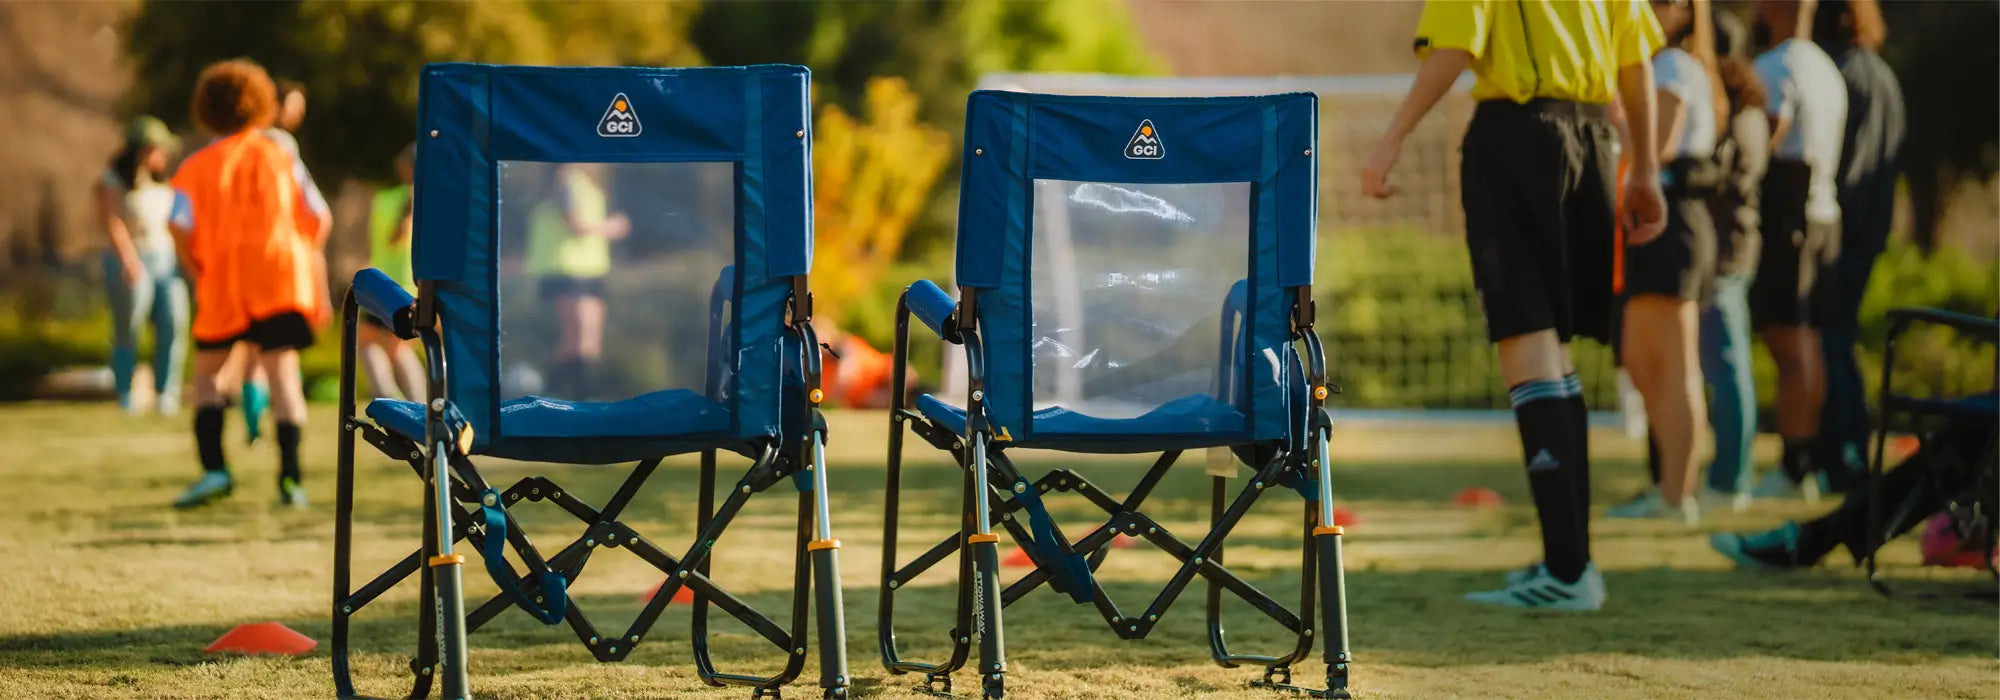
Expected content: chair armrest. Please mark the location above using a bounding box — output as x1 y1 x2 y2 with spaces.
1887 307 2000 341
905 280 960 343
351 268 417 340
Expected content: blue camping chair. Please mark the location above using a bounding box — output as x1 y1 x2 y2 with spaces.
878 91 1351 698
332 64 849 700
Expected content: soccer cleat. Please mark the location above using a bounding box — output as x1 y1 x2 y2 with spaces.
279 477 308 508
1467 562 1605 611
1752 470 1822 504
173 471 235 509
1698 486 1751 514
1606 488 1699 526
1710 522 1805 571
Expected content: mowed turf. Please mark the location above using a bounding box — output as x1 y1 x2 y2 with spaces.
0 404 1991 699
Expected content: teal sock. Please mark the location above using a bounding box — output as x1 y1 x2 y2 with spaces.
242 381 269 443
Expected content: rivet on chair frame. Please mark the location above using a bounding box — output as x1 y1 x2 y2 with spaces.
1011 482 1026 493
795 130 805 138
888 579 900 589
1304 148 1313 156
975 148 984 156
428 129 439 138
430 398 445 411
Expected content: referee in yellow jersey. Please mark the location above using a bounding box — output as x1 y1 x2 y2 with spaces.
1363 0 1668 611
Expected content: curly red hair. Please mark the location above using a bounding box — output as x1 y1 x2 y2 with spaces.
191 59 278 136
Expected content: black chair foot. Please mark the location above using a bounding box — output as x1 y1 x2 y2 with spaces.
1248 665 1349 698
822 687 849 700
981 672 1006 699
918 673 953 697
751 686 784 699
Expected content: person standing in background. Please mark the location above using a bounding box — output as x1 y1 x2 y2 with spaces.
527 163 630 400
1364 0 1667 610
1812 0 1904 492
217 79 332 444
1698 10 1773 511
1606 0 1723 525
97 116 190 416
1748 0 1847 502
168 60 328 509
358 143 426 401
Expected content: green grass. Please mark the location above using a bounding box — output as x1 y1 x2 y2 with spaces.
0 405 1992 699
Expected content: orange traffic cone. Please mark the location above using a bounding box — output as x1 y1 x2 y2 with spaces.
1454 487 1505 508
1111 534 1139 549
640 581 698 605
204 622 317 656
1001 546 1034 568
1331 506 1360 528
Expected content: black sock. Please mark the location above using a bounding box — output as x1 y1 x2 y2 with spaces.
276 421 303 484
1512 379 1586 584
1564 384 1593 566
1645 432 1662 486
194 406 228 473
1781 437 1816 482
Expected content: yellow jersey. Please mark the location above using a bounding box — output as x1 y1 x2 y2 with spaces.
1415 0 1664 105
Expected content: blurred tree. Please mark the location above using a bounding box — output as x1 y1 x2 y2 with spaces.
692 0 1161 259
123 1 703 186
810 77 952 326
1876 1 1997 252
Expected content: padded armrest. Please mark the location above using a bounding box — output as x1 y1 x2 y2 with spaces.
1887 307 2000 339
906 280 960 343
352 268 417 339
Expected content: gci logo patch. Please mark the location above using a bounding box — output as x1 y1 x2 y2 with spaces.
597 93 642 137
1124 119 1163 159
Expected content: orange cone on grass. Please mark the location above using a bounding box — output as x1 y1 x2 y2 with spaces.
640 581 697 605
1454 487 1505 508
204 622 317 656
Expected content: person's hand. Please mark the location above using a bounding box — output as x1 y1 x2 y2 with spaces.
118 253 144 288
603 213 632 241
1621 173 1668 245
1360 133 1405 199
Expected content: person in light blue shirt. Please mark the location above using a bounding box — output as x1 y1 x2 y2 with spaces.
1748 0 1848 502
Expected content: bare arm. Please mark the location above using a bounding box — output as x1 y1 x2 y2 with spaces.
1655 89 1686 161
1618 60 1669 244
1362 48 1470 198
96 181 142 282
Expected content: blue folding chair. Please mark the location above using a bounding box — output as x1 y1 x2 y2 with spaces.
878 91 1350 698
332 63 849 699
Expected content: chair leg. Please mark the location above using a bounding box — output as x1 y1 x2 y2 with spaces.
967 433 1007 699
427 443 472 699
1311 425 1353 699
805 430 852 699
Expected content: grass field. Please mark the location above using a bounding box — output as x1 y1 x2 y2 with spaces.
0 404 1992 699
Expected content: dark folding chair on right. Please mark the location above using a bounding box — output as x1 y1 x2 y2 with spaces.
1865 307 1999 596
878 90 1351 698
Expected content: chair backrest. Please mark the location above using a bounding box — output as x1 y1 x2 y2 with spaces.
955 90 1317 445
412 63 812 454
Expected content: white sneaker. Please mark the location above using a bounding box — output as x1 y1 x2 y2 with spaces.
1606 489 1700 525
1752 470 1822 504
1698 486 1751 514
1468 562 1606 611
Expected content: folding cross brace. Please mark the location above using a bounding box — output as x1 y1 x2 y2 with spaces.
330 288 849 700
875 292 1352 700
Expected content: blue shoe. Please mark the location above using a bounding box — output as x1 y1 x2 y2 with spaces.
1711 522 1805 571
173 471 234 509
1469 562 1605 611
242 382 268 445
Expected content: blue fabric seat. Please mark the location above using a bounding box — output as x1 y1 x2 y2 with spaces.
367 389 731 461
915 392 1247 453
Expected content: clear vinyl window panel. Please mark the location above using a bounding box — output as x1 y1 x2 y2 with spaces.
1029 179 1252 422
496 161 737 405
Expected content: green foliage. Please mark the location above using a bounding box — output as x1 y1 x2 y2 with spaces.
1317 232 1997 413
812 78 953 326
123 1 703 186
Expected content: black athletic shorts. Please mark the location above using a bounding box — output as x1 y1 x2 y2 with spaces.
1622 158 1719 302
1749 160 1838 329
539 275 607 300
1461 99 1620 344
195 311 317 351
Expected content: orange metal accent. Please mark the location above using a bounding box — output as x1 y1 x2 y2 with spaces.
1313 385 1329 401
966 533 1001 544
809 388 824 405
807 538 841 552
427 554 466 568
1312 525 1344 536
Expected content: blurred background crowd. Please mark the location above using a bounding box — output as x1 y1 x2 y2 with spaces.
0 0 1992 418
